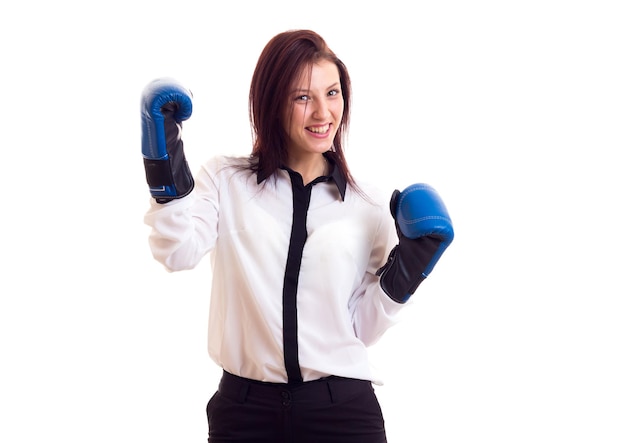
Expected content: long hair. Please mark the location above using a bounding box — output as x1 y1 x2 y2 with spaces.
248 29 356 188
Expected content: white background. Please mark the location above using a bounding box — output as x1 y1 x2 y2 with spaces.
1 1 625 442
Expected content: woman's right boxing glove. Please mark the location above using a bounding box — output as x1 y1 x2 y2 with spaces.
140 78 194 203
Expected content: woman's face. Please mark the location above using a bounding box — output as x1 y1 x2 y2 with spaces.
282 59 344 159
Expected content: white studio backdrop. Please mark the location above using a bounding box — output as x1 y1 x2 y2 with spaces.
1 1 625 442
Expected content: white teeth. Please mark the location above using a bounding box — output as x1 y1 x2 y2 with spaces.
307 125 329 134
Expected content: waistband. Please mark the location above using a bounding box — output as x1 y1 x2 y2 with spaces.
218 371 373 406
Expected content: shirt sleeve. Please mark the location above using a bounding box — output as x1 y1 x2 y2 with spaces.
143 158 221 272
348 190 407 346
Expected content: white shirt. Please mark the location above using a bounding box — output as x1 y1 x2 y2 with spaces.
144 155 404 384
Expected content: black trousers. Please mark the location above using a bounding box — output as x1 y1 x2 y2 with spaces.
207 371 388 443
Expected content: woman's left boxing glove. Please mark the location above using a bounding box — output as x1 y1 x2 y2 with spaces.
140 78 194 203
377 183 454 303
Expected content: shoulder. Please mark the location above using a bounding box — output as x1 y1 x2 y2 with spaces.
202 155 250 171
347 177 398 246
348 177 392 210
193 155 256 197
198 155 254 179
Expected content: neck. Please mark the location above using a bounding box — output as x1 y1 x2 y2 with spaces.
287 154 328 185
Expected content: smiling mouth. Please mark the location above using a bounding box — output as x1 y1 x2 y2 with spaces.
306 124 330 134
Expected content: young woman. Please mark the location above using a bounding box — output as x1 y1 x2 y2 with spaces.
141 29 453 443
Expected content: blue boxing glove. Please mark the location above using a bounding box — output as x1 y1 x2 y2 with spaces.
376 183 454 303
140 78 194 203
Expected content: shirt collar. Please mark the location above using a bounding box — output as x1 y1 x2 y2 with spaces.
256 153 347 201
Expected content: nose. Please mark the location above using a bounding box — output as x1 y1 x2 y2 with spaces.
312 99 330 120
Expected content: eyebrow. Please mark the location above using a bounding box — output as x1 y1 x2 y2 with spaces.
291 82 341 94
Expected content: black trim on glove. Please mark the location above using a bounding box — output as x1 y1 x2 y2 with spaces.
376 234 443 303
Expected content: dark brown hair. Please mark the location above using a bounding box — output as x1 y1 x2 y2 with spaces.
248 29 356 187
